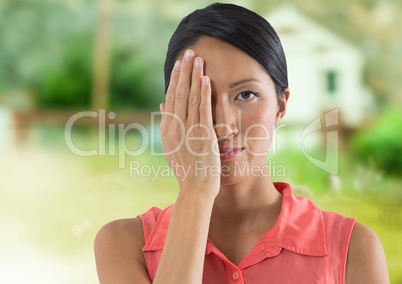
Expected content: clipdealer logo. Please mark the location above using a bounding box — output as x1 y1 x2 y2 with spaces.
301 109 339 175
128 160 287 181
64 109 339 175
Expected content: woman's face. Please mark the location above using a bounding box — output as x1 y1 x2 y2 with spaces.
189 37 288 184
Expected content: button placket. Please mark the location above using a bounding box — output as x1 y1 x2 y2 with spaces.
232 271 239 280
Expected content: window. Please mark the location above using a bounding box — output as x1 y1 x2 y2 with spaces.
326 70 338 95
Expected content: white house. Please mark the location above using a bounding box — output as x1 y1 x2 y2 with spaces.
0 107 13 151
266 5 371 128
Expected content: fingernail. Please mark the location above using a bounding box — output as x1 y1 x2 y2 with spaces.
194 57 202 69
185 49 194 61
202 76 209 86
174 60 181 71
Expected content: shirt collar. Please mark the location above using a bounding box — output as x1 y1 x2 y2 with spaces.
265 182 328 257
143 182 328 262
142 204 173 252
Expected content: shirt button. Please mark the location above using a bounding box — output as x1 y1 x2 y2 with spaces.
232 272 239 280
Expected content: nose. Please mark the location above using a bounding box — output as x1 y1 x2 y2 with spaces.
213 101 238 140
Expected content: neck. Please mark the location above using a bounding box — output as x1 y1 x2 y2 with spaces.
211 176 282 227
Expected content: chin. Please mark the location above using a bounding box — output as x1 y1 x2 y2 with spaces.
219 164 247 186
219 175 242 186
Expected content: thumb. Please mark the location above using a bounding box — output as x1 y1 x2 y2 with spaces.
159 103 165 113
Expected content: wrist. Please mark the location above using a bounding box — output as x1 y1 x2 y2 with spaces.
176 188 217 206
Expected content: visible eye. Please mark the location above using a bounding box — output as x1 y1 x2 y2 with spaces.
235 90 259 101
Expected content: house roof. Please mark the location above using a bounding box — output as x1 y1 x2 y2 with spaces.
266 4 362 59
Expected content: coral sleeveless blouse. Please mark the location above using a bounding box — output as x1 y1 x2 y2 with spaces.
138 182 356 283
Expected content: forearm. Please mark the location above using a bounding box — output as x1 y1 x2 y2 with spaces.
153 190 215 284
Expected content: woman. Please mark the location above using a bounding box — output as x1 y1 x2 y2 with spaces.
95 3 389 283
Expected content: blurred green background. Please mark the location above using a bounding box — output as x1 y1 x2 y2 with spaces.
0 0 401 283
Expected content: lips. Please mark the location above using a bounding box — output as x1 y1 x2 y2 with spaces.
219 147 244 161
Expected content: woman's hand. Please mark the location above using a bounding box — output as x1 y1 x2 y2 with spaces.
160 49 221 199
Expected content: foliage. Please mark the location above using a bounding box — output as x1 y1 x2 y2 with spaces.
31 36 93 109
0 0 96 92
2 0 401 110
30 38 163 110
109 45 162 110
351 109 402 176
1 0 165 109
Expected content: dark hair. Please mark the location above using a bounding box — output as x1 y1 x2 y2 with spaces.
164 3 288 99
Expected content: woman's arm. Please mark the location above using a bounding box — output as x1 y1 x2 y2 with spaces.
94 218 152 284
152 191 215 284
95 51 220 284
94 192 215 284
151 51 220 284
345 222 389 284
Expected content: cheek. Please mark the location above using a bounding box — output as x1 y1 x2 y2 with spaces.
241 109 277 135
240 111 277 153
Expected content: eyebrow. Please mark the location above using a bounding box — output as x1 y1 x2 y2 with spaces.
229 78 262 89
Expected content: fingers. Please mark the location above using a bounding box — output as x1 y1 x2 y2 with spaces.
159 103 165 113
163 49 210 129
187 57 203 125
199 76 213 128
164 60 181 121
174 49 195 122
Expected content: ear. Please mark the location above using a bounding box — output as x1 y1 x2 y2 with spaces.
275 88 290 126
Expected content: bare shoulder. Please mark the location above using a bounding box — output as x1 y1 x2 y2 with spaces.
345 221 389 284
94 217 151 284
